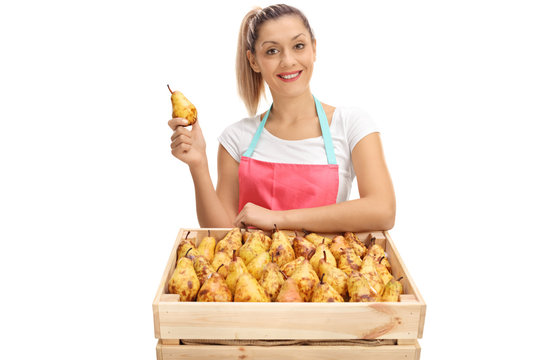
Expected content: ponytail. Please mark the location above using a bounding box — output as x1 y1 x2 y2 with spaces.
236 8 264 116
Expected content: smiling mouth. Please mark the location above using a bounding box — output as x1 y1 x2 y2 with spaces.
277 70 302 81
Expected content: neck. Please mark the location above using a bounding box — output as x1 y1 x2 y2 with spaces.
267 89 316 124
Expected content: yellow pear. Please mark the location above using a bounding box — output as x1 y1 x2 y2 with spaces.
234 273 270 302
337 247 363 276
244 230 272 250
311 274 344 303
168 257 200 301
310 244 336 274
211 251 232 278
329 235 351 259
269 226 295 267
366 243 391 271
238 231 266 265
380 277 404 302
197 267 232 302
292 234 316 260
305 232 332 247
344 232 367 258
290 258 319 302
317 252 349 299
246 251 271 280
348 271 378 302
177 240 200 260
276 277 303 302
359 255 385 297
197 230 216 262
280 256 305 278
225 250 248 294
167 84 197 125
192 255 216 286
263 234 273 250
374 256 394 285
215 228 242 257
259 261 285 301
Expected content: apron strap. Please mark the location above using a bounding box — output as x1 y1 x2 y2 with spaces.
314 96 337 165
243 105 272 158
242 96 337 165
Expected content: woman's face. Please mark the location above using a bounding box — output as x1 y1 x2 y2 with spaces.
248 15 316 98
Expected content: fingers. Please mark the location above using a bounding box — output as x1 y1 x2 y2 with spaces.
171 135 192 149
233 206 246 228
171 129 192 145
168 117 189 130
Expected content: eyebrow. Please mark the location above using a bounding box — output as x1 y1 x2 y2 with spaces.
260 33 306 47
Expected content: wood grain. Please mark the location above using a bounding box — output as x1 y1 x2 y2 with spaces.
156 340 421 360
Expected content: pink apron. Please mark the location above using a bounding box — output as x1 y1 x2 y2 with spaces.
238 96 339 212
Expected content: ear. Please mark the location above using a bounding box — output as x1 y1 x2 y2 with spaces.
247 50 261 73
312 39 317 62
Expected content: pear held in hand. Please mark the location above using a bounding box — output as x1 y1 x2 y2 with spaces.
168 84 197 125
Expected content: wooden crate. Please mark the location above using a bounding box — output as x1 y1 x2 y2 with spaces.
153 229 426 359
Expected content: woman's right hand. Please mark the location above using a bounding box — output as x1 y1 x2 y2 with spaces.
168 118 207 169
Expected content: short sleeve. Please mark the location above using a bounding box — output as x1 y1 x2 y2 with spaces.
341 107 379 153
218 122 243 162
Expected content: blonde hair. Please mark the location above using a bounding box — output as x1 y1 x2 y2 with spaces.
236 4 315 116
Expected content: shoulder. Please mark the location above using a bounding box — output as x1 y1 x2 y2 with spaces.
220 114 260 137
218 114 260 162
333 106 379 151
334 106 374 123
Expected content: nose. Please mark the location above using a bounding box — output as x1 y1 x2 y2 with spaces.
279 49 296 68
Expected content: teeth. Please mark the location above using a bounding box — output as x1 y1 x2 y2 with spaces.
281 72 300 79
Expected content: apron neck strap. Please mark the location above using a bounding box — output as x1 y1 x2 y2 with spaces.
242 95 337 165
314 96 337 165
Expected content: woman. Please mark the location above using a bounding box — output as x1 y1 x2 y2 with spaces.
168 4 395 232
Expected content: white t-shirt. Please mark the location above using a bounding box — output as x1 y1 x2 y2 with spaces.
218 107 379 203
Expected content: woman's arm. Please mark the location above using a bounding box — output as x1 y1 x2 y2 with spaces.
169 119 238 228
234 132 395 232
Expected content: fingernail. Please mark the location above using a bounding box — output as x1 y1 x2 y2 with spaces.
180 118 188 125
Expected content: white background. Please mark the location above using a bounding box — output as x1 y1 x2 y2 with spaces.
1 0 539 358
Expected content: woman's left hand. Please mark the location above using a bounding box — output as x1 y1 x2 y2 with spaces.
234 202 284 231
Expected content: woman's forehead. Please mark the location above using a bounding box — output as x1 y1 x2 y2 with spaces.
256 15 309 46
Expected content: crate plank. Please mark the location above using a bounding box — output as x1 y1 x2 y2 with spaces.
158 302 422 340
384 231 426 338
156 340 421 360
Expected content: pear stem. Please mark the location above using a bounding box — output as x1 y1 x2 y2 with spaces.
185 248 192 257
216 264 224 273
185 231 190 240
397 276 404 282
232 250 237 261
320 273 325 284
323 250 327 262
167 84 173 94
379 256 385 264
208 230 210 237
279 270 288 279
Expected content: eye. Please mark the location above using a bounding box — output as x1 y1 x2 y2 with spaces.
294 43 305 50
266 48 278 55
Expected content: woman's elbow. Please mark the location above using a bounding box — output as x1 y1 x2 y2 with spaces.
377 202 396 231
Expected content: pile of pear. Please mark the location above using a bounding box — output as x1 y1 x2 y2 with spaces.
168 228 403 303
